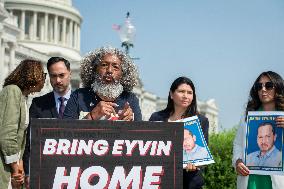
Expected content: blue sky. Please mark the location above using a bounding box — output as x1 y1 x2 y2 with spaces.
73 0 284 129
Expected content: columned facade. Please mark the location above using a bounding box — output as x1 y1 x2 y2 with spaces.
8 9 81 51
5 0 82 63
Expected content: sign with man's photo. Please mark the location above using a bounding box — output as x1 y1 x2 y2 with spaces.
244 111 284 175
29 119 183 189
181 116 215 167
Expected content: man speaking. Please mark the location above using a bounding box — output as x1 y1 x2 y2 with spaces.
64 46 142 121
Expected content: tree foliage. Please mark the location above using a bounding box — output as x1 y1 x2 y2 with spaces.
204 127 237 189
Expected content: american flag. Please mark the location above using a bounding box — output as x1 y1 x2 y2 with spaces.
112 24 121 31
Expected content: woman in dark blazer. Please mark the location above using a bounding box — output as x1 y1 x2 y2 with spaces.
149 76 209 189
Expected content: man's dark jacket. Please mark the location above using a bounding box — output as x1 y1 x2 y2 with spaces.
23 92 59 175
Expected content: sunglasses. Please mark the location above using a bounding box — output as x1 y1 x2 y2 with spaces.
254 82 274 91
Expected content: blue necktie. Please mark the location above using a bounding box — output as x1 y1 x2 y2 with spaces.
58 97 66 119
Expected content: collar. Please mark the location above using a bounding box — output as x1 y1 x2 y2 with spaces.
257 145 276 158
53 89 72 101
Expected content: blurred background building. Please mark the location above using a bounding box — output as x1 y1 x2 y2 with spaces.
0 0 219 133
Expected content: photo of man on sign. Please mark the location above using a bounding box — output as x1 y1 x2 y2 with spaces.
183 128 210 162
246 122 282 167
182 116 214 167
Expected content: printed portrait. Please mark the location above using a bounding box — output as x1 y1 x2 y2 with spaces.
245 112 284 175
182 116 214 167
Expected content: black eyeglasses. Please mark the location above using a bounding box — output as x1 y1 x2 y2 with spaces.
254 82 274 91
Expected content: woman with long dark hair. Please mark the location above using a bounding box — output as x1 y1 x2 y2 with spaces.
0 59 45 189
149 76 209 189
233 71 284 189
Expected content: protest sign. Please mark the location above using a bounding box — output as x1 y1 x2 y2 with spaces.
30 119 183 188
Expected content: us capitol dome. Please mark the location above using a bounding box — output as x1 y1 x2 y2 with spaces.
5 0 81 61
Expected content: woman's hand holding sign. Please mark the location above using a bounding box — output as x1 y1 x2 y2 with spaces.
236 159 249 176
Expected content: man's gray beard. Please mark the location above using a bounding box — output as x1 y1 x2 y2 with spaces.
91 74 123 100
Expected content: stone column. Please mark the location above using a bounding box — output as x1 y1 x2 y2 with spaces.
33 12 37 40
44 13 48 42
77 24 81 51
8 42 16 72
20 10 25 40
39 17 44 41
48 17 53 42
62 17 66 45
68 20 73 47
54 15 58 43
29 12 33 40
73 22 77 49
77 24 80 50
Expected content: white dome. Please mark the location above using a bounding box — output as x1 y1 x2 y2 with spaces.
46 0 72 6
5 0 81 20
4 0 82 61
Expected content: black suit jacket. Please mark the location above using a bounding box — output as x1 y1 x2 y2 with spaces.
29 92 59 118
23 92 59 175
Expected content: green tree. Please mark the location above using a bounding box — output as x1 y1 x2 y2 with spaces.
204 127 237 189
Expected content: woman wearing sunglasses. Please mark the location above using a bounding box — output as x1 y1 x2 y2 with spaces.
233 71 284 189
149 76 209 189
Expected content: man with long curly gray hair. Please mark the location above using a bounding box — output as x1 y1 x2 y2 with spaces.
63 46 142 121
